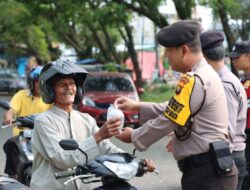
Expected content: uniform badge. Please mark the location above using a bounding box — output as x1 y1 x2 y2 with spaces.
175 75 190 95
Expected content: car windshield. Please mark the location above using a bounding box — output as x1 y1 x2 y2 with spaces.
85 76 134 92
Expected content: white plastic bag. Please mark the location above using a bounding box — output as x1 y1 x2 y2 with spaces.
107 104 124 131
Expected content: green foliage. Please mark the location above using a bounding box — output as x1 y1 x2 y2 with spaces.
0 1 30 42
103 63 118 72
1 0 247 66
102 62 128 72
173 0 195 19
201 0 242 18
199 0 250 40
140 83 174 103
0 0 56 64
27 25 50 61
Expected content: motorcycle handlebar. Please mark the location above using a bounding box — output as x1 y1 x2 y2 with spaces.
2 116 35 129
136 159 147 177
55 169 77 179
55 166 86 179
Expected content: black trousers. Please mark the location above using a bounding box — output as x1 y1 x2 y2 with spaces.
3 136 28 176
232 150 248 190
242 131 250 190
180 156 238 190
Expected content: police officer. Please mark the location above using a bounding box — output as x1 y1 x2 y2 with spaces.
228 41 250 190
115 20 237 190
200 30 248 190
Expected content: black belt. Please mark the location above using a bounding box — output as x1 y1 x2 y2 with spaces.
177 152 211 172
232 150 245 159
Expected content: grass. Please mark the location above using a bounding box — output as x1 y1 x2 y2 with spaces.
139 83 175 103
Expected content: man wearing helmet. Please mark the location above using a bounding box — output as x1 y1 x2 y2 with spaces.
3 65 51 135
30 60 154 190
3 65 51 180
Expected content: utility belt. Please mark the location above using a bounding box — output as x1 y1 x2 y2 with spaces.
232 150 245 159
177 140 234 175
232 150 248 177
177 152 211 172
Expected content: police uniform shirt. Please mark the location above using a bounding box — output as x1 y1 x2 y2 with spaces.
131 58 229 161
217 65 247 152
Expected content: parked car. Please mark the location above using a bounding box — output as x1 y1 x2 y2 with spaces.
0 69 27 94
77 72 140 128
77 58 104 72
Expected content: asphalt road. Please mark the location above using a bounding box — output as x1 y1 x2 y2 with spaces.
0 95 182 190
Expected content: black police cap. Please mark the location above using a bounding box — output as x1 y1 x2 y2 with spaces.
157 20 201 47
228 41 250 58
200 31 224 52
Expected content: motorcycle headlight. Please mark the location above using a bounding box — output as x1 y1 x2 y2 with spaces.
103 159 139 180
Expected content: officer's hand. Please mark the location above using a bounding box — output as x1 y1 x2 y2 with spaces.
166 132 174 153
114 96 140 112
166 139 173 153
115 127 133 143
94 118 121 144
144 159 156 173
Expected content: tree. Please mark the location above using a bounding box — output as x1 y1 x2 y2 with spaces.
0 0 53 64
199 0 247 76
19 0 168 87
173 0 194 19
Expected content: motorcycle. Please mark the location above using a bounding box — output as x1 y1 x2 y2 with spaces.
55 139 158 189
0 175 31 190
0 100 35 187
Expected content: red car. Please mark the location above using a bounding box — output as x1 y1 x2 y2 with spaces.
77 72 140 128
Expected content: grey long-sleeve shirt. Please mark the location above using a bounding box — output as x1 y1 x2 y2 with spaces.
30 106 122 190
131 59 229 161
218 65 247 152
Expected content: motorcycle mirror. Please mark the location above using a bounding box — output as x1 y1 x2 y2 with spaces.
59 139 89 164
59 139 79 150
132 148 137 156
0 100 11 110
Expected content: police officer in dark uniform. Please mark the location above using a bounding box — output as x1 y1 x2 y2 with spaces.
200 30 248 190
115 20 238 190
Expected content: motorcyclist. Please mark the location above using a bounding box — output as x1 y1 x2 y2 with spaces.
2 65 51 179
30 59 155 190
3 65 51 134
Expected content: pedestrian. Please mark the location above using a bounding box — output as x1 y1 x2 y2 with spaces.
200 30 248 190
228 41 250 190
30 60 155 190
115 20 237 190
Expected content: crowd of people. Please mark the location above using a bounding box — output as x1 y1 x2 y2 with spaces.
1 19 250 190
